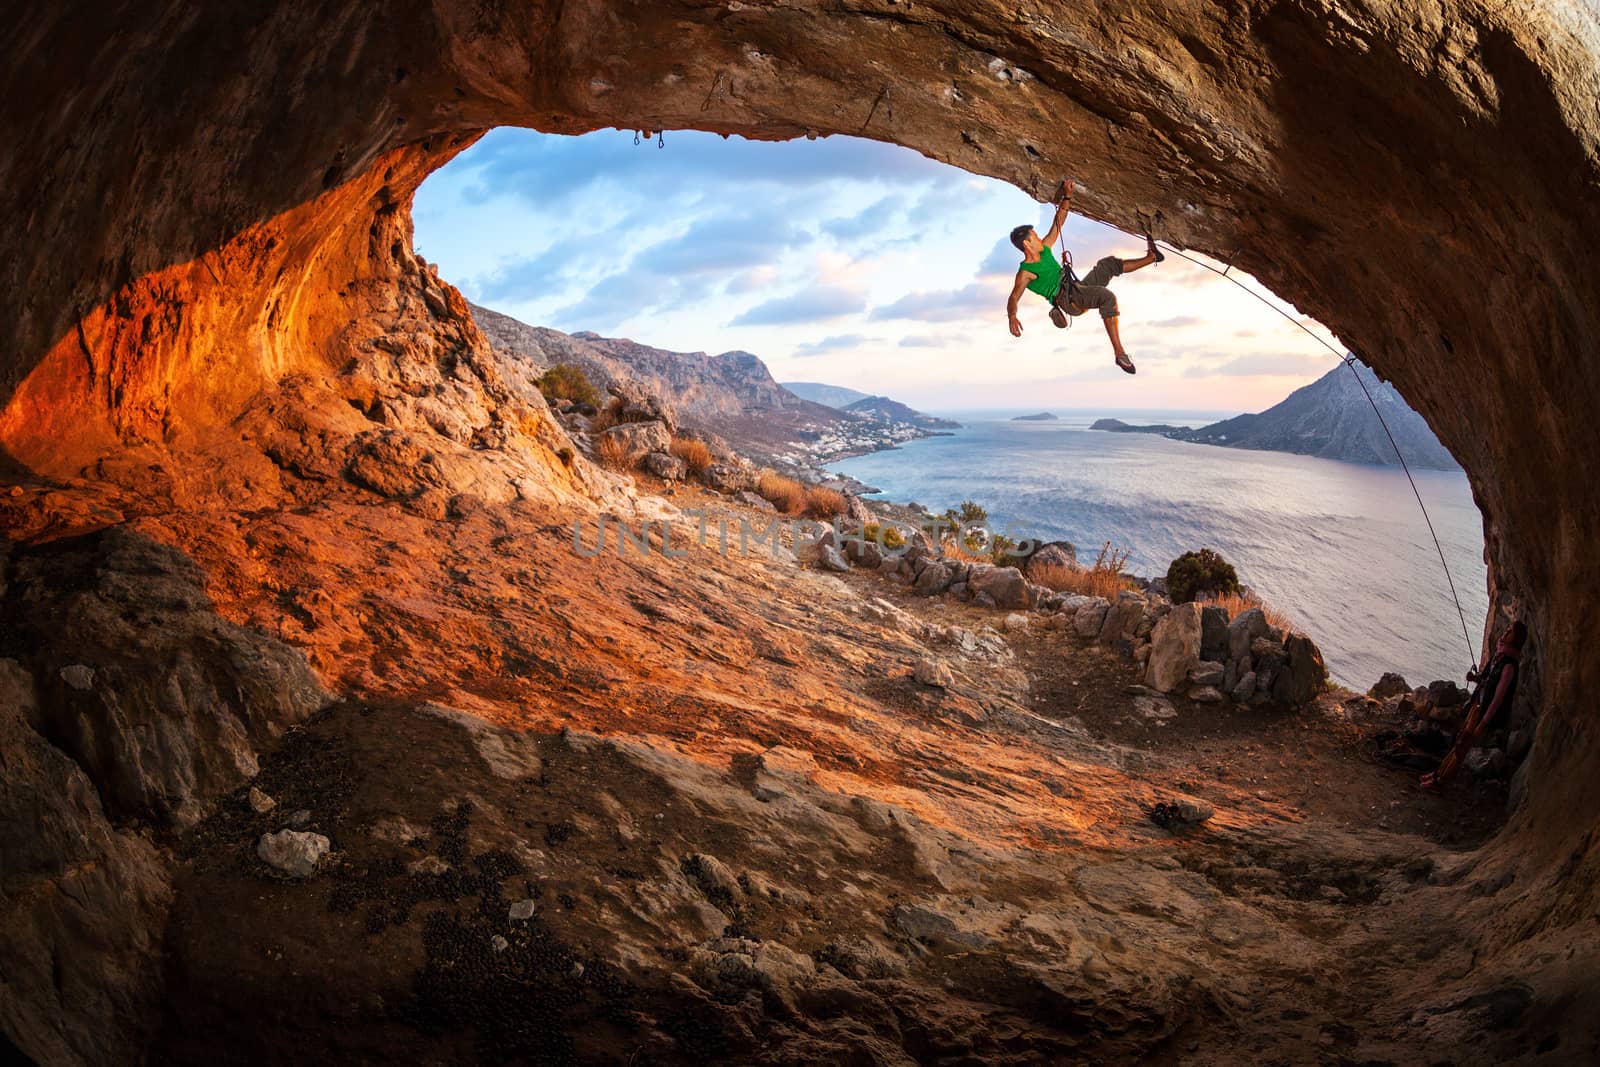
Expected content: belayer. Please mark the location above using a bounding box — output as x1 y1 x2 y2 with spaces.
1421 620 1528 789
1004 178 1161 375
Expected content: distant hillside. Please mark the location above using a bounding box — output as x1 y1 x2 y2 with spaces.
1013 412 1059 422
469 303 938 464
1182 359 1460 470
1089 359 1460 470
781 381 872 408
841 395 960 431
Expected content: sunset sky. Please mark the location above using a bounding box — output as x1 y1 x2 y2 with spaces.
414 127 1346 415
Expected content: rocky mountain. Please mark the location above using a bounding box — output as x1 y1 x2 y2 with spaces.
471 303 935 465
781 381 872 408
1013 412 1059 421
840 395 960 431
1180 359 1460 470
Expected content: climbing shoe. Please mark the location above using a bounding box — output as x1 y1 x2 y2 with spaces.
1115 352 1137 375
1049 306 1069 329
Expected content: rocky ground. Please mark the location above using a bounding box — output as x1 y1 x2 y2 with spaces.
4 466 1537 1064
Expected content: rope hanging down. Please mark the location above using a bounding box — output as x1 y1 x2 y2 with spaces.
1076 213 1478 666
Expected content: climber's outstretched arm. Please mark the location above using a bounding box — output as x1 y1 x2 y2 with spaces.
1039 178 1075 248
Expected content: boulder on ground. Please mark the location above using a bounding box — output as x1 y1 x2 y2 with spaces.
256 829 330 878
1022 540 1077 579
597 420 671 462
1073 598 1111 637
913 560 954 596
1273 633 1328 706
640 451 684 481
1231 671 1257 702
913 658 954 688
700 463 755 493
1098 590 1145 644
1426 679 1468 708
1003 612 1030 632
1369 672 1410 700
970 566 1029 609
1228 608 1269 662
1189 661 1225 688
736 489 777 512
606 378 677 431
1145 602 1202 693
1187 685 1225 704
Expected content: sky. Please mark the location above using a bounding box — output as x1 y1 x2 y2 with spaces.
412 127 1348 415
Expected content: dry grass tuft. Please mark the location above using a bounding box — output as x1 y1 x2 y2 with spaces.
1204 589 1297 634
588 398 621 434
756 470 806 514
594 433 631 470
670 436 713 474
804 487 848 520
1030 542 1136 599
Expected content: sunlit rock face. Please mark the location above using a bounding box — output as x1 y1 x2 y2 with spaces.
3 0 1600 1060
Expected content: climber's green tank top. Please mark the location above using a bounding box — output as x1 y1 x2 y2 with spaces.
1021 246 1062 301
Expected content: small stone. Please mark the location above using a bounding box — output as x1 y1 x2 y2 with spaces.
7 485 23 498
58 664 95 691
1003 612 1030 632
284 809 312 829
491 935 510 953
256 830 331 878
405 854 450 876
247 786 276 814
912 658 954 688
509 898 536 921
1187 685 1225 704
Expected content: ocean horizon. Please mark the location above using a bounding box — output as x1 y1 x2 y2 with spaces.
828 410 1488 691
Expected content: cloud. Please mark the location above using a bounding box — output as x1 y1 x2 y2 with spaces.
793 333 873 357
1184 351 1331 377
730 284 867 326
899 335 949 348
640 213 802 274
870 282 996 323
820 196 900 241
978 237 1021 277
1151 315 1203 329
471 236 595 304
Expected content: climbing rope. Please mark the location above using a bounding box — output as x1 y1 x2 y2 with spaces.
1072 211 1479 666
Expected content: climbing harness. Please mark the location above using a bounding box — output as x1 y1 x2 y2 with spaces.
1071 209 1479 666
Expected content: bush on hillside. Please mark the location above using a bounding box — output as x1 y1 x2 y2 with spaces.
535 363 600 408
1166 548 1241 604
669 436 713 475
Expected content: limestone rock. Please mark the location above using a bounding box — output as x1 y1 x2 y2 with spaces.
605 377 677 432
913 559 953 596
700 463 755 494
256 830 331 878
1189 661 1226 688
1231 671 1258 703
1228 608 1269 663
970 565 1029 609
1098 590 1145 644
1003 611 1031 632
1369 672 1411 700
247 787 276 814
1022 540 1076 578
597 420 672 463
735 489 777 512
639 450 684 480
1273 633 1329 707
1146 602 1202 693
913 658 954 688
1188 685 1225 704
1073 597 1111 637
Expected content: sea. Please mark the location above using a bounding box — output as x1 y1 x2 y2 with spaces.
826 409 1488 690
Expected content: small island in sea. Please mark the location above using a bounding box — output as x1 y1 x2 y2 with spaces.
1012 411 1059 421
1089 417 1191 435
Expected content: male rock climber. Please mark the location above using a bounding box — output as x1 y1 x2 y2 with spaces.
1005 178 1161 375
1420 620 1528 789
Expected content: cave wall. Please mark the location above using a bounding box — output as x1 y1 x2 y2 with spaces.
3 0 1599 954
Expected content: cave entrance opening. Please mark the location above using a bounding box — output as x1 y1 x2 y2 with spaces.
411 126 1484 691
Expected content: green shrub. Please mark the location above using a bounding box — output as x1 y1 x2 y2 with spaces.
1166 548 1241 604
535 363 601 408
